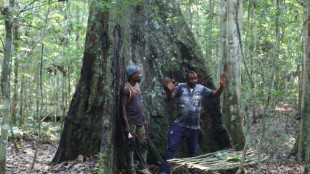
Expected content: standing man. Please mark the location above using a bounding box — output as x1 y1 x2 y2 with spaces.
160 70 227 174
121 65 151 174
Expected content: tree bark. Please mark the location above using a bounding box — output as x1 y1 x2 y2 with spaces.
304 1 310 172
12 25 19 125
273 0 281 104
218 0 245 150
53 0 232 172
0 0 15 173
52 0 110 165
19 67 25 125
296 1 309 162
207 0 215 73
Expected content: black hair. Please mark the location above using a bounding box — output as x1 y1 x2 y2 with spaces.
186 70 197 79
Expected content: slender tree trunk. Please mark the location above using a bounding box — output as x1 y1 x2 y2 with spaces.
257 92 272 173
273 0 281 103
305 123 310 174
207 0 214 73
23 78 29 124
298 1 309 162
251 3 258 123
19 68 25 125
244 1 250 62
218 1 224 83
62 0 70 122
304 1 310 172
67 66 71 105
12 25 19 125
237 2 254 173
35 69 39 123
258 1 280 170
32 7 49 169
76 3 80 43
25 77 31 123
54 73 59 123
219 0 245 150
252 5 257 53
61 75 66 122
32 43 44 170
237 86 252 174
0 0 15 173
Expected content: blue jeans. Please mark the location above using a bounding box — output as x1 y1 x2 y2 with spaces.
161 125 199 173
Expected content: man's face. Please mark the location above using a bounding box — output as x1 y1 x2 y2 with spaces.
186 73 198 88
131 69 142 82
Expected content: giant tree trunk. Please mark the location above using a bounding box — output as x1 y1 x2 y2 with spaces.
218 0 245 150
53 0 232 172
52 0 110 165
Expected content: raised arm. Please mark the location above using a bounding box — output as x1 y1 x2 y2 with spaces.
164 78 177 100
211 73 227 97
121 85 130 136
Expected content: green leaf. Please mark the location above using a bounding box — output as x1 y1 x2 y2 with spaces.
226 157 241 162
151 5 159 10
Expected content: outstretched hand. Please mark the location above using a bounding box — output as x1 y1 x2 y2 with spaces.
220 73 227 86
164 78 178 92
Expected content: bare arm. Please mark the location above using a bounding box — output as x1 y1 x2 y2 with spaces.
121 85 130 136
142 112 148 130
211 73 227 97
164 78 177 100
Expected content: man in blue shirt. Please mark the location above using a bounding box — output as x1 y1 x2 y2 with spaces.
160 70 227 174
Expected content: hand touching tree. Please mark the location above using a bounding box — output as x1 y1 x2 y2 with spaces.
164 78 178 92
220 73 227 86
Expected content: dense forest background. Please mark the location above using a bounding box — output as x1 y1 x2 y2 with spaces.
0 0 309 173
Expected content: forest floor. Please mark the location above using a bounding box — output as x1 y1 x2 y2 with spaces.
4 104 305 174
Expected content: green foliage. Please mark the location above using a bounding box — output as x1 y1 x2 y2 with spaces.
215 152 242 162
151 5 159 10
0 0 89 128
180 0 302 110
226 157 241 162
166 17 178 23
98 0 144 12
242 168 248 174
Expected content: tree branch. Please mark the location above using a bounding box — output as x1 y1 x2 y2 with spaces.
16 1 55 17
16 0 38 17
236 0 254 87
0 37 4 51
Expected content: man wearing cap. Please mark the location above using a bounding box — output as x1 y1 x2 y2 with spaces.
160 70 227 174
121 65 151 174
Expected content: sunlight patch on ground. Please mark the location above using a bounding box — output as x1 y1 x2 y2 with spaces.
284 135 296 149
275 104 297 112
